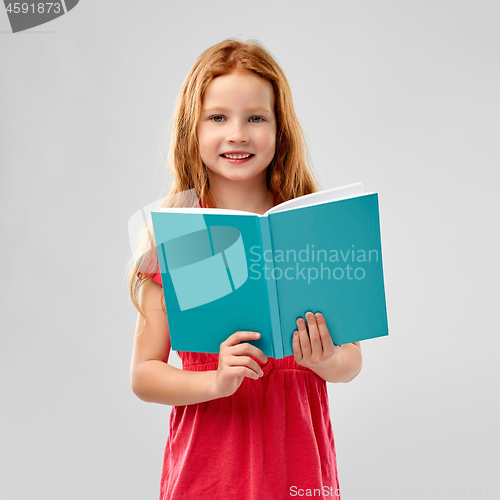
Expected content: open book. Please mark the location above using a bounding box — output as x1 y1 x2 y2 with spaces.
151 183 388 359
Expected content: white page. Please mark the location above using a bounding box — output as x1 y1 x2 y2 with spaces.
265 182 365 215
157 183 367 216
157 207 257 215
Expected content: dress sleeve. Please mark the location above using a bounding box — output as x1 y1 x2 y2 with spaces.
134 246 162 286
151 273 162 287
135 271 163 287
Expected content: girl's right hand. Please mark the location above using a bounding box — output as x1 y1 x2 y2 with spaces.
213 331 268 398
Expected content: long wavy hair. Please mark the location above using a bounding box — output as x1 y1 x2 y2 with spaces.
128 38 320 332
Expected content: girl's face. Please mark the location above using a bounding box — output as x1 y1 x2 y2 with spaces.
197 71 277 187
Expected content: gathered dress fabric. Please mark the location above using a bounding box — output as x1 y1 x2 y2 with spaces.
150 272 341 500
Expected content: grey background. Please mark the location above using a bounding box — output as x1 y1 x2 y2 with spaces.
1 1 498 499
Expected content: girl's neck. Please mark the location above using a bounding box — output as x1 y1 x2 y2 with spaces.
207 177 275 215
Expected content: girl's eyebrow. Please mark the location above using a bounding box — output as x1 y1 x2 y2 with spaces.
202 106 272 113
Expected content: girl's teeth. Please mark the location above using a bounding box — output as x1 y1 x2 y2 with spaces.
224 154 252 159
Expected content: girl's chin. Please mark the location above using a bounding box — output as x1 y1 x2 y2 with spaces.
210 167 266 183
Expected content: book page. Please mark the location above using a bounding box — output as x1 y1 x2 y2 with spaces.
265 183 365 215
157 207 257 216
157 183 366 217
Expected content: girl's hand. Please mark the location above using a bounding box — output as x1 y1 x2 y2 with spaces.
293 312 342 371
213 331 268 398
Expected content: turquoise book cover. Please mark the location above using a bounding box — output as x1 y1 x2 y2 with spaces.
150 184 389 359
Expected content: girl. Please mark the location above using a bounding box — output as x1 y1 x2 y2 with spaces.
129 38 362 500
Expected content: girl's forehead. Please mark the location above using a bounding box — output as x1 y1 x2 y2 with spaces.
202 72 274 109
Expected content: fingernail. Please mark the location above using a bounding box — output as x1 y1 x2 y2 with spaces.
260 370 264 377
306 312 314 320
255 332 260 338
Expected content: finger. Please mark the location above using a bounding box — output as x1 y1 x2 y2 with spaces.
292 330 303 362
315 312 335 357
296 317 311 357
229 342 268 364
227 355 264 378
221 331 261 348
230 365 262 381
305 312 322 357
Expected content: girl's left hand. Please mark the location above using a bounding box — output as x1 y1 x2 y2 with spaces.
292 311 342 370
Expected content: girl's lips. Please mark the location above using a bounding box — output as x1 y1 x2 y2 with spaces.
220 154 254 165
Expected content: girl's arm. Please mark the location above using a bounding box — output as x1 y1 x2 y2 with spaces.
130 279 217 405
130 279 267 406
292 312 362 383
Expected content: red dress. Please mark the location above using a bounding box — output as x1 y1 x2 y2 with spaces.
150 272 341 500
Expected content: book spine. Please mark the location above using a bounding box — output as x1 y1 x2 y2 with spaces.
258 216 283 359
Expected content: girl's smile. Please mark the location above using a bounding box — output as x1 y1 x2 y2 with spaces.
197 70 277 185
220 150 255 164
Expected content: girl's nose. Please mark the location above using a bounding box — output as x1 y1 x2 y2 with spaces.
226 122 249 143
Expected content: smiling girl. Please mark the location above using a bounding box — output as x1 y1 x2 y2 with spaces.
129 39 362 500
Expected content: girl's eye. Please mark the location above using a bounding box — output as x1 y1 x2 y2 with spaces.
249 116 264 123
211 116 225 123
